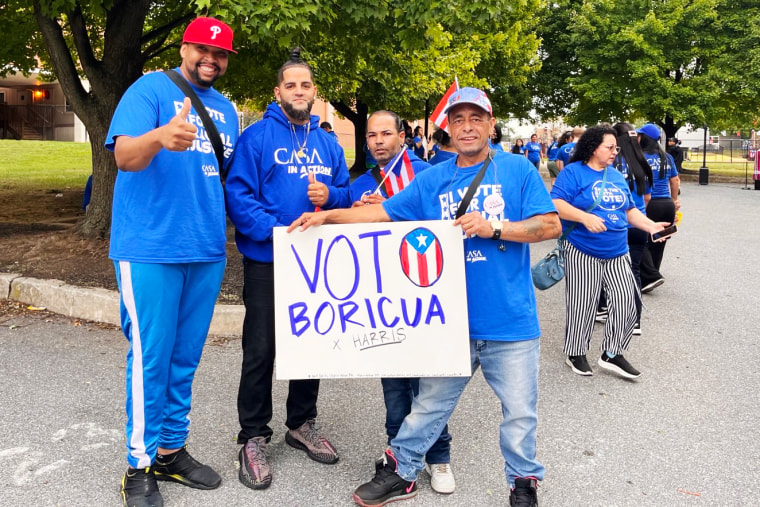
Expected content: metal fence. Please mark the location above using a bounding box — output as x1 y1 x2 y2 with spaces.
685 138 760 163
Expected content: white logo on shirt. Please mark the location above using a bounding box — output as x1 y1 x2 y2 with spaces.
466 250 487 263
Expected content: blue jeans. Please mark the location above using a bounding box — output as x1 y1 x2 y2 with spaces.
381 378 451 464
390 339 544 488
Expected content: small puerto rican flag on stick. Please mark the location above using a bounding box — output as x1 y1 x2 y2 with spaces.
373 148 416 197
431 78 460 131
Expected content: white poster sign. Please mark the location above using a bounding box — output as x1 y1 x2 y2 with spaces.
273 220 471 379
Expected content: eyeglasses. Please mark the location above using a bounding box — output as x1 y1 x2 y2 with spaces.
602 144 621 154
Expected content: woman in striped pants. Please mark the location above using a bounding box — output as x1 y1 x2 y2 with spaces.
550 125 667 379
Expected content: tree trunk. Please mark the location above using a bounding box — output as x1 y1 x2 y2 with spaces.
661 114 679 142
78 131 117 238
331 98 368 179
34 0 150 238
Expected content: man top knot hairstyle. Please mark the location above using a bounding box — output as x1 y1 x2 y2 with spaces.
277 46 314 84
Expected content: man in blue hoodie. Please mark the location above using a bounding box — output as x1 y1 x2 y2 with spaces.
224 48 351 490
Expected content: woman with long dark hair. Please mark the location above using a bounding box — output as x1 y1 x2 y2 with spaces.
551 124 666 379
597 123 654 334
637 124 680 292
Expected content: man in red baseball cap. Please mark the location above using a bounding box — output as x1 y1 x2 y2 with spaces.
106 16 239 507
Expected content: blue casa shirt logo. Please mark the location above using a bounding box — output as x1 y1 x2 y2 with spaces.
593 182 627 211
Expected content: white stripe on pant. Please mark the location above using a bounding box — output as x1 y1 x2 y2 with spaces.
563 242 637 356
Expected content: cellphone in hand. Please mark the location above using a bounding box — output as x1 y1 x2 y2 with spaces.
652 224 677 242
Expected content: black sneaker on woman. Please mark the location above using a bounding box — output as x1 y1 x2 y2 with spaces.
152 446 221 490
598 352 641 379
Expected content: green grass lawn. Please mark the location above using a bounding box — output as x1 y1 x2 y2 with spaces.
682 152 756 177
0 140 92 190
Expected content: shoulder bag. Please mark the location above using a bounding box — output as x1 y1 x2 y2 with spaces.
531 167 608 290
163 69 228 182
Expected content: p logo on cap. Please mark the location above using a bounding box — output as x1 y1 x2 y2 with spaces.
182 17 237 54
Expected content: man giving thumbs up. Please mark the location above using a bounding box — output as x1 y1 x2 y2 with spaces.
105 16 239 507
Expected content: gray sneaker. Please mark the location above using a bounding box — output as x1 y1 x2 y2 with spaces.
238 436 272 490
285 419 339 464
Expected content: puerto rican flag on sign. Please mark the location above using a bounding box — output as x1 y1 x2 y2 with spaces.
380 149 416 197
431 79 459 131
399 227 444 288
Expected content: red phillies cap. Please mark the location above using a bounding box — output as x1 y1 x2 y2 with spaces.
182 17 237 54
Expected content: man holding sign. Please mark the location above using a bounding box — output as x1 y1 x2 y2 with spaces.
290 87 561 507
224 48 350 490
349 110 456 494
106 17 238 507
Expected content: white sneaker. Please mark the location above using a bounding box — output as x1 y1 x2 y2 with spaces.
425 462 455 494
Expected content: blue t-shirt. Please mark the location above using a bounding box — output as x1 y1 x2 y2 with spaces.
428 150 457 166
225 103 351 263
489 140 505 152
557 142 576 166
413 136 425 160
350 150 430 201
615 157 649 217
551 161 635 259
106 69 239 263
525 141 542 163
382 151 556 342
547 142 560 161
645 152 678 199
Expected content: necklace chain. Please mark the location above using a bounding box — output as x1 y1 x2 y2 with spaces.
290 122 310 159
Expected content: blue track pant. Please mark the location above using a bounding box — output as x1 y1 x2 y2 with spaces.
114 260 225 469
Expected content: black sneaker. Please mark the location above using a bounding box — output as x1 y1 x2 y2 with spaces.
598 352 641 379
509 477 538 506
641 278 664 294
153 446 221 490
353 449 417 506
239 436 272 490
565 355 593 376
595 307 608 323
121 467 163 507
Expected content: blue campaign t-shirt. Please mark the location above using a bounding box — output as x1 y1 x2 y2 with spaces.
382 151 556 342
645 152 678 199
551 161 635 259
547 142 560 161
429 150 457 166
615 157 649 217
413 136 425 160
106 69 239 263
556 142 576 166
525 141 542 163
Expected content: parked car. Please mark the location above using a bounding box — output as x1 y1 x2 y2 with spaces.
692 144 724 154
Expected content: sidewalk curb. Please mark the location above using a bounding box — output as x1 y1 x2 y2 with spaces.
2 272 243 337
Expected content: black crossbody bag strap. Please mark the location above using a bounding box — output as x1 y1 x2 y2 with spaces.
455 150 496 219
164 70 227 182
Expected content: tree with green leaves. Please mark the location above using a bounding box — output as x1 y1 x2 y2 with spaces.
533 0 760 140
1 1 197 237
2 0 543 237
214 0 543 173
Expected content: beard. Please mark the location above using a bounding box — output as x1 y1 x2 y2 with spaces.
282 98 314 123
190 62 220 88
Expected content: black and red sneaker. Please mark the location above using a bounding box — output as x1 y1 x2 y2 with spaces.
353 449 417 506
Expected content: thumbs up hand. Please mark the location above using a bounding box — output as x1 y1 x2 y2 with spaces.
162 97 197 151
307 171 329 208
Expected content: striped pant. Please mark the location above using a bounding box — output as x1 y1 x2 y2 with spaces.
563 242 637 356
